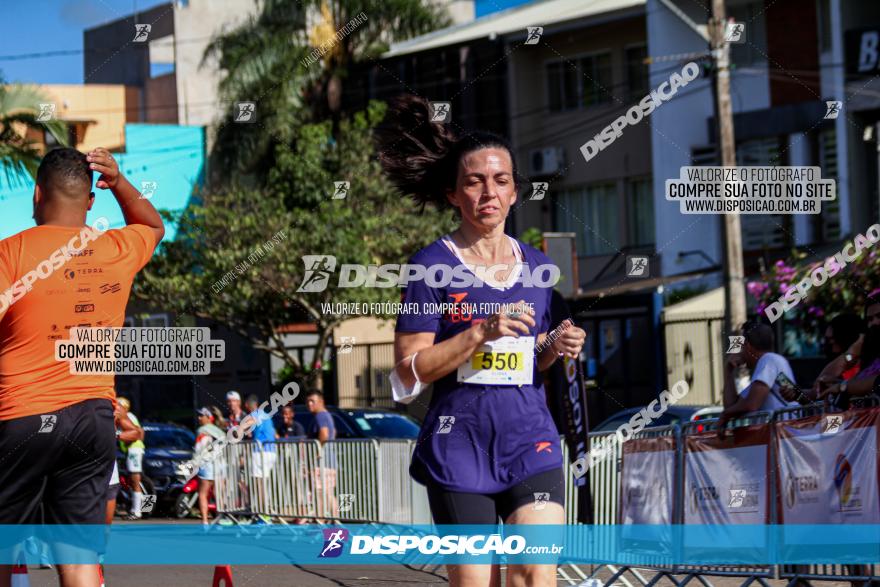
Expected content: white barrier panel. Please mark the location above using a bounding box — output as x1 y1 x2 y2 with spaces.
684 426 770 525
376 439 416 524
621 436 675 526
776 409 880 523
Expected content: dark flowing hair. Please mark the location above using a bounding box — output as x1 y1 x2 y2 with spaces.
374 94 522 211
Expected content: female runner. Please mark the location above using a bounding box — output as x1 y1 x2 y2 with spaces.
378 95 586 587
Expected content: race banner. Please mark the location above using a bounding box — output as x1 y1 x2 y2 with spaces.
620 436 676 525
776 408 880 523
619 435 677 557
546 289 592 523
776 407 880 562
683 424 771 561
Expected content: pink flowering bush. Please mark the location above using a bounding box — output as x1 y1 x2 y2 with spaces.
747 249 880 331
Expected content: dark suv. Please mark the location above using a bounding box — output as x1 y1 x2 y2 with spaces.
292 406 420 439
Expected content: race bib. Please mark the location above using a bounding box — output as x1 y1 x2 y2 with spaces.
457 336 534 386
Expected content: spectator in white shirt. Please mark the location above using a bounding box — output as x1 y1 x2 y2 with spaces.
720 322 798 432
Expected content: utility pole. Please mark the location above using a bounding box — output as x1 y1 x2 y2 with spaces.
710 0 747 334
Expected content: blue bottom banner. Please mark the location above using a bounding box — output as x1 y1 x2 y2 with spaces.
0 524 877 565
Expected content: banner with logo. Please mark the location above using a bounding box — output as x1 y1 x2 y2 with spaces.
776 408 880 524
546 289 592 523
620 436 676 525
682 424 770 561
619 435 676 557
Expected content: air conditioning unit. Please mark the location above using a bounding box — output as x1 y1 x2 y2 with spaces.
528 147 564 176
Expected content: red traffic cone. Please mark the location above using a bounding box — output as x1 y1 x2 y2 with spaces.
98 564 105 587
212 565 233 587
11 558 29 587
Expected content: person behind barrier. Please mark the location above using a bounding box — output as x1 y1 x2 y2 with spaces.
225 390 246 433
306 390 338 521
116 397 146 520
194 407 225 526
0 147 163 587
242 395 278 477
277 405 306 439
818 325 880 403
377 94 586 587
811 298 880 398
720 322 798 429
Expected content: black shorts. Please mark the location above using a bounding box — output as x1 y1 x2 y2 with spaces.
0 399 116 525
426 467 565 524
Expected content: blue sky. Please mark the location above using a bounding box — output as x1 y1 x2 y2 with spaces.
0 0 169 84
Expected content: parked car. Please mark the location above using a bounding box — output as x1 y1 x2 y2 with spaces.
138 422 196 511
592 405 703 433
690 406 724 432
292 406 420 439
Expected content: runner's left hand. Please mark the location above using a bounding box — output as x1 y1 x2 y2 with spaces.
549 320 586 359
87 147 120 189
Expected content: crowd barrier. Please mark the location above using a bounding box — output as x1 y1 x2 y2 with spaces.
213 400 880 584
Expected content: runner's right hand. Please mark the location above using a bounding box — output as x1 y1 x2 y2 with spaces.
476 300 535 342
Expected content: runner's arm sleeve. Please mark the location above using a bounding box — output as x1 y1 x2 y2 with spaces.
392 264 443 402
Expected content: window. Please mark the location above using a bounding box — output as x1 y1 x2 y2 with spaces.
557 183 619 255
625 45 649 100
546 52 612 112
581 53 613 107
626 178 655 246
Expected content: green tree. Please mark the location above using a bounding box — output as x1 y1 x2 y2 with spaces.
204 0 450 183
137 102 455 389
0 80 68 181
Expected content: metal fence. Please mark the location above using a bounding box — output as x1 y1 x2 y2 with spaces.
213 402 879 584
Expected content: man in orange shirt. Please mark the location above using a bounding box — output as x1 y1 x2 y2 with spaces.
0 147 164 587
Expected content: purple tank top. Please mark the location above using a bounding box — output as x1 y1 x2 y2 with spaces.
396 237 563 493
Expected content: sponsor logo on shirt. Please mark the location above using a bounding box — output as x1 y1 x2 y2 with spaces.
444 292 472 323
535 441 553 454
100 282 122 294
74 304 95 313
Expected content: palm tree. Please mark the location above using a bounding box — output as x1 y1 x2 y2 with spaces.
204 0 450 184
0 80 69 182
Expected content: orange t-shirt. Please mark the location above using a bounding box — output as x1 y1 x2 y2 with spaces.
0 223 157 420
